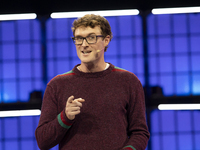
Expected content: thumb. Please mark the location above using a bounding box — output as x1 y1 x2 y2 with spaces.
67 95 74 103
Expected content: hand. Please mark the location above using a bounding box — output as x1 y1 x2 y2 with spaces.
65 95 85 120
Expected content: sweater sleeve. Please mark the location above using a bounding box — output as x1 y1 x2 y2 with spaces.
35 85 74 150
122 80 150 150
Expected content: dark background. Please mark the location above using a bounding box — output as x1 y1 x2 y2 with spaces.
1 0 200 15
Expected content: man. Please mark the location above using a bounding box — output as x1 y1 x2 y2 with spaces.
35 14 150 150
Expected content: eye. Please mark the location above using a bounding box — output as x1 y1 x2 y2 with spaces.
87 35 95 40
76 37 83 41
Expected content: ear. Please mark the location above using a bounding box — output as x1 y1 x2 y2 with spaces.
104 35 110 47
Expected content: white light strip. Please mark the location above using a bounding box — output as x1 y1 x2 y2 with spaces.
51 9 139 19
158 104 200 110
152 6 200 15
0 13 37 21
0 109 41 117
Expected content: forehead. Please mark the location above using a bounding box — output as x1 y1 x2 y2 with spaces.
74 26 101 36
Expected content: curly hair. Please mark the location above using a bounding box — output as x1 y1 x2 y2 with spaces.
72 14 113 52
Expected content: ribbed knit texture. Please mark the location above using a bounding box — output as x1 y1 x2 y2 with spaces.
35 63 150 150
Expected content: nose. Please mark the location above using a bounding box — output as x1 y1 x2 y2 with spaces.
82 38 89 46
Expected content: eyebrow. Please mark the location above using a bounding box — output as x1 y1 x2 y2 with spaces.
75 33 96 37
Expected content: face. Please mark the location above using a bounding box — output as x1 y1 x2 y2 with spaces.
74 26 110 65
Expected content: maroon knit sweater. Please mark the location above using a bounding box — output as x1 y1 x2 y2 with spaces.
35 63 150 150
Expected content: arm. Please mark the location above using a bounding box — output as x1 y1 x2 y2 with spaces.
122 81 150 150
35 85 84 150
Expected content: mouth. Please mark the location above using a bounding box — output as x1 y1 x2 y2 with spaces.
81 51 92 54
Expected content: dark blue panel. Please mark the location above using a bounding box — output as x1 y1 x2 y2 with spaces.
21 140 34 150
151 135 160 150
3 81 17 102
177 111 191 132
56 60 70 75
33 20 41 41
5 140 18 150
121 57 134 73
2 44 16 60
20 117 34 138
47 42 54 59
173 14 187 34
178 134 192 150
68 18 77 37
47 60 55 78
71 58 81 68
5 118 18 138
71 43 77 57
0 119 1 139
33 80 43 90
55 19 69 39
147 14 155 36
190 35 200 52
174 37 188 53
159 56 173 73
192 74 200 95
195 134 200 149
136 57 144 74
149 75 158 86
158 37 172 54
135 38 143 55
175 55 189 72
17 20 30 40
50 145 59 150
105 17 117 37
19 81 32 101
157 15 171 35
33 61 42 78
120 38 133 55
133 16 142 36
18 43 31 59
189 14 200 33
191 54 200 72
148 37 156 54
176 74 190 95
19 62 31 78
163 135 176 150
149 56 157 74
56 41 69 58
137 76 144 86
3 62 16 79
118 16 132 36
105 57 118 66
46 20 53 40
2 22 15 41
151 110 160 133
33 43 41 59
161 111 175 132
106 38 117 56
160 75 173 96
194 111 200 131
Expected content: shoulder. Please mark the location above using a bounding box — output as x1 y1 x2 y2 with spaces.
47 70 76 85
112 66 142 85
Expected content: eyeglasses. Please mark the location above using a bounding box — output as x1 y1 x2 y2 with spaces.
72 35 104 45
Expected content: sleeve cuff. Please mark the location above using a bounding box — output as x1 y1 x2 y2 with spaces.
57 110 74 129
123 145 136 150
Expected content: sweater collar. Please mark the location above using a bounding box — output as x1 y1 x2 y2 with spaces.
72 63 114 78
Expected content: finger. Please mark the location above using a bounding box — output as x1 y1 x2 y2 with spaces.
67 95 74 103
68 110 81 116
73 99 85 107
77 98 85 103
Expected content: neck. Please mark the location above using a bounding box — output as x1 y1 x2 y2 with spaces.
78 62 107 73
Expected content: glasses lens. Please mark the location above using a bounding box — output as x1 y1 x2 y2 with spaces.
74 37 83 44
86 35 96 44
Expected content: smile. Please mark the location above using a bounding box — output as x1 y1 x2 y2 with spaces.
82 51 92 54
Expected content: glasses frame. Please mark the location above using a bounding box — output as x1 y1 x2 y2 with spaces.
72 35 104 45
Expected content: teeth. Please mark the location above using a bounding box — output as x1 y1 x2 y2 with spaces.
82 51 91 54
